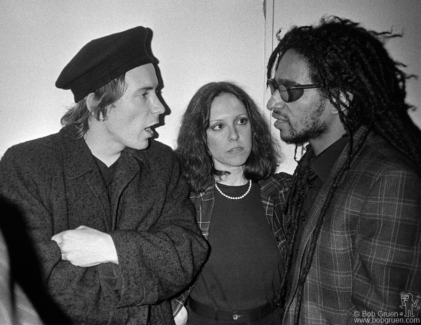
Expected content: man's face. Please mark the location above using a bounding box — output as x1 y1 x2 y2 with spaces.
267 49 333 145
100 63 164 151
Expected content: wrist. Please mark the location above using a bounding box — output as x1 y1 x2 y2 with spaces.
103 234 119 264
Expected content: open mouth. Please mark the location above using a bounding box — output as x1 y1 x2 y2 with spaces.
145 127 154 135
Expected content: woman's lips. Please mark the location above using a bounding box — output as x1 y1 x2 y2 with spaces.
228 147 244 153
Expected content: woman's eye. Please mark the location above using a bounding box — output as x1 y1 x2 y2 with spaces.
237 117 249 125
211 124 222 131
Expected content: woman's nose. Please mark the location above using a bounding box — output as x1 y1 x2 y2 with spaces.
229 126 239 141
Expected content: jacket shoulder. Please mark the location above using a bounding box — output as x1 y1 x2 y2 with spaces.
1 132 62 169
354 134 420 177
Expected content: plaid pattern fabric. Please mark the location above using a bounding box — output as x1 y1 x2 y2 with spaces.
283 127 421 324
172 173 291 316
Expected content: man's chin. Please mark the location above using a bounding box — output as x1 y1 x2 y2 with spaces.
128 139 150 151
281 133 308 146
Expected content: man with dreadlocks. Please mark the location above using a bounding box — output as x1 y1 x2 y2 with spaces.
266 16 421 324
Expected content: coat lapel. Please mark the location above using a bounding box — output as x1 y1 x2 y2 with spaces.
285 126 373 314
108 150 143 230
86 170 112 231
61 126 111 231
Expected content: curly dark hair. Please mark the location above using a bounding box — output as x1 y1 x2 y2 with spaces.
267 16 421 324
176 81 279 193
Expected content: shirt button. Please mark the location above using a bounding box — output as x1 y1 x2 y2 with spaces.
233 314 242 320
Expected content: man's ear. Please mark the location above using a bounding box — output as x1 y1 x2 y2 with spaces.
86 93 105 120
85 93 96 113
330 91 353 115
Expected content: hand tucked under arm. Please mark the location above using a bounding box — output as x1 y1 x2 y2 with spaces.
174 306 188 325
51 226 118 267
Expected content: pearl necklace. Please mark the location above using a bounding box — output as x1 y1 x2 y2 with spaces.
214 180 252 200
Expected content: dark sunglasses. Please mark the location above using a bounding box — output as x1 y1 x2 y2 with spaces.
267 79 321 103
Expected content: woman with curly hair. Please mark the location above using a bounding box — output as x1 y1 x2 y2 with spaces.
172 81 291 325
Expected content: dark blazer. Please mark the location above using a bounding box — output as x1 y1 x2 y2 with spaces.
0 126 208 325
283 127 421 324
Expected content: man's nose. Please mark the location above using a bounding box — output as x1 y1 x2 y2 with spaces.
152 97 165 115
266 90 282 111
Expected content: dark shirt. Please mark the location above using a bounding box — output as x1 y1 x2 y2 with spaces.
94 156 119 188
302 136 349 219
190 181 282 310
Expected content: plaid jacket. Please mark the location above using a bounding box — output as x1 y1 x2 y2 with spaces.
172 173 292 316
283 127 421 324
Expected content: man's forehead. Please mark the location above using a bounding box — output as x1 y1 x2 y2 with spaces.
125 64 158 88
275 49 311 83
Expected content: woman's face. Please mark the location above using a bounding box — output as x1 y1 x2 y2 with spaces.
206 93 252 172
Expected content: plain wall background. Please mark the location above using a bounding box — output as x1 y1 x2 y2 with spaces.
1 0 420 175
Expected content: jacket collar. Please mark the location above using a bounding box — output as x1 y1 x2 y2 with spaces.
123 146 150 171
60 126 150 179
61 126 95 179
285 125 374 313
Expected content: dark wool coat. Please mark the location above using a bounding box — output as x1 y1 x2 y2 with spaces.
0 126 208 325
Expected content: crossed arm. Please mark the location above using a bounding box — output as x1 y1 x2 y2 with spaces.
51 226 118 267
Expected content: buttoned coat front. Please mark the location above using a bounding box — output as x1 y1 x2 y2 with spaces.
0 126 208 325
283 127 421 324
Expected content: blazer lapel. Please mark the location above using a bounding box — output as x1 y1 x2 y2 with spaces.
285 126 373 313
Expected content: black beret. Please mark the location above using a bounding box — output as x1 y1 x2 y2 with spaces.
56 26 156 103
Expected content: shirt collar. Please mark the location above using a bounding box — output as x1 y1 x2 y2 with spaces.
311 135 349 183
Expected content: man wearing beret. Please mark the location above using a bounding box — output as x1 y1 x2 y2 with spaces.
0 26 208 325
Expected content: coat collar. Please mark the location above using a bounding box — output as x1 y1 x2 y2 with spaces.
60 126 95 179
60 126 150 179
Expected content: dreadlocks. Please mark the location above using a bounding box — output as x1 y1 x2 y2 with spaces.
268 16 421 324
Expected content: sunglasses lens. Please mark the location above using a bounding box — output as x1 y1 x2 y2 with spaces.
278 84 290 102
268 80 308 102
288 88 304 102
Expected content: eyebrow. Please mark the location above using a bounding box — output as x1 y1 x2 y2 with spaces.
209 113 248 123
134 86 155 93
275 78 297 86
